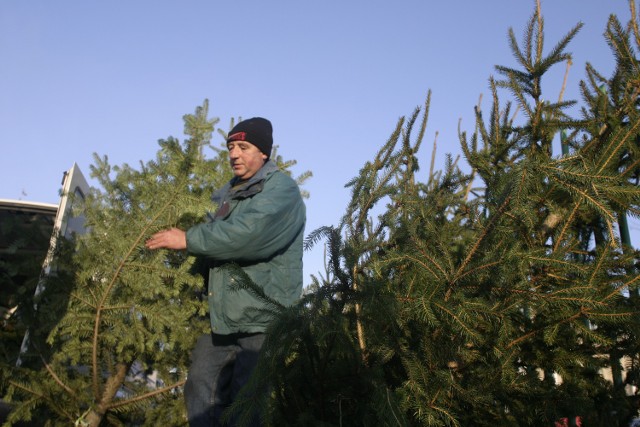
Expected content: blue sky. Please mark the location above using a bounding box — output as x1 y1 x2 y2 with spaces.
0 1 636 283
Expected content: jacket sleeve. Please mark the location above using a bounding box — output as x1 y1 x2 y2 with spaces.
185 172 305 262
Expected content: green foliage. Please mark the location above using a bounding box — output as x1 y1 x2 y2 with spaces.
1 100 312 426
2 101 221 426
235 2 640 426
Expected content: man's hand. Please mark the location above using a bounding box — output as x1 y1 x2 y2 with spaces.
145 228 187 250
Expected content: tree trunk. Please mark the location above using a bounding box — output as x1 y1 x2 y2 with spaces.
84 362 129 427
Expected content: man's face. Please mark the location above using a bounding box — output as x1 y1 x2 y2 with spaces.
227 140 267 180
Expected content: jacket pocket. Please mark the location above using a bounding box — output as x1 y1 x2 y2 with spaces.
210 265 271 329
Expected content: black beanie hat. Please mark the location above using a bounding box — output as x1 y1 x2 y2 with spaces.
226 117 273 158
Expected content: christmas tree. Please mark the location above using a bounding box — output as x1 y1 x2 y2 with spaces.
1 100 310 426
238 2 640 426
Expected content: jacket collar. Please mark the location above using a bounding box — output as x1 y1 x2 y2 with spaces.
212 160 278 205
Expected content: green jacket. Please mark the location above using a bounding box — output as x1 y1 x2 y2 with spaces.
186 161 306 334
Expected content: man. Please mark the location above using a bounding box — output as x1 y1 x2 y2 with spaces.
146 117 306 426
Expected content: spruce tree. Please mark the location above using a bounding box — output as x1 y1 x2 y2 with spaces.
2 101 219 426
237 2 640 426
0 101 310 426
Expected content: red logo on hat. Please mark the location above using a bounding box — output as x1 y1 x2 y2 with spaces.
227 131 247 142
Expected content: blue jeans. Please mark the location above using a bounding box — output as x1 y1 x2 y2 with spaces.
185 332 266 427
